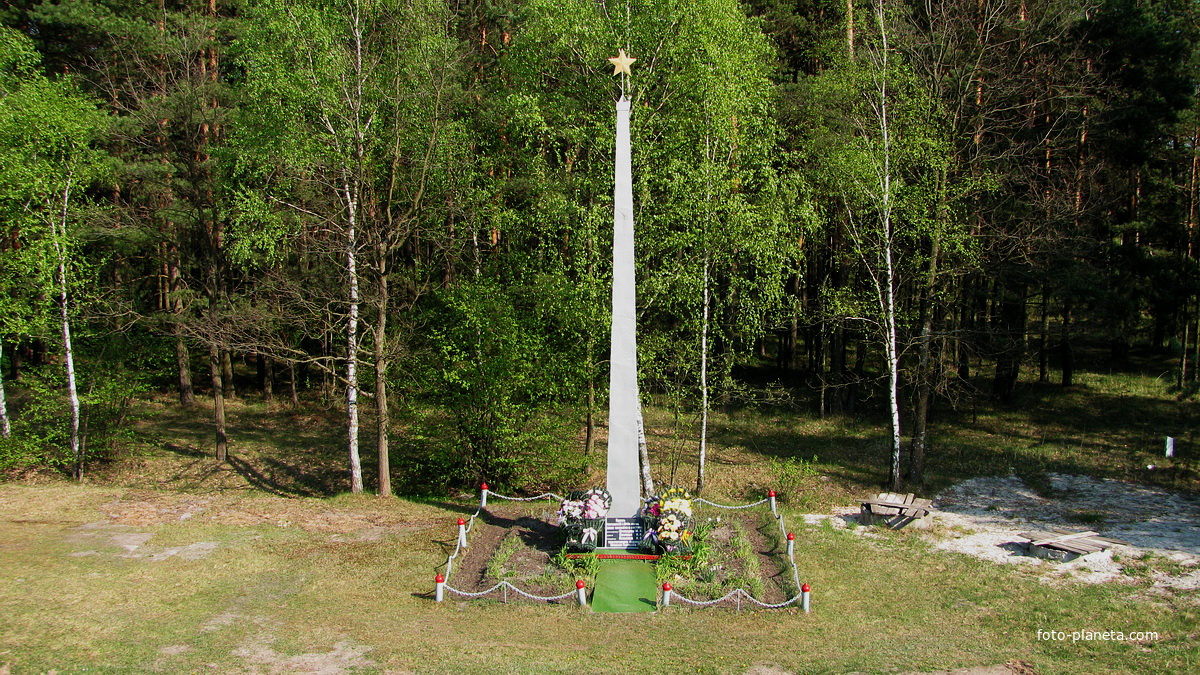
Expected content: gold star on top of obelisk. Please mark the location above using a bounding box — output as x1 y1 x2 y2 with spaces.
608 48 636 77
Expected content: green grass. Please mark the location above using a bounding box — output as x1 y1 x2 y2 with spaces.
639 366 1199 509
1114 550 1190 580
1 360 1197 671
1 484 1196 673
551 548 599 582
76 354 1200 511
486 532 525 580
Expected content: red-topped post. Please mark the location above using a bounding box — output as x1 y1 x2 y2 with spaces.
480 482 489 509
576 579 587 606
435 574 446 602
457 517 468 548
801 582 811 613
661 582 673 607
786 531 795 557
768 489 777 515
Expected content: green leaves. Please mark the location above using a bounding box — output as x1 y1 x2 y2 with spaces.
0 26 106 336
423 277 590 485
0 28 38 83
0 32 105 195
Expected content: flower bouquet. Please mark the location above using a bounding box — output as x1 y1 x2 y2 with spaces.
559 488 610 552
657 488 694 554
581 488 612 519
638 496 661 553
659 486 693 519
657 512 694 554
641 488 694 554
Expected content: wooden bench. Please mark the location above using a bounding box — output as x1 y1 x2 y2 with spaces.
1016 529 1128 561
860 492 935 529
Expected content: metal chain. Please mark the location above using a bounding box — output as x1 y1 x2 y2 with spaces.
506 584 577 602
673 588 802 610
672 589 745 606
445 581 576 602
443 534 465 582
486 491 564 502
695 498 769 510
774 513 802 593
444 582 508 598
442 506 484 584
740 594 802 609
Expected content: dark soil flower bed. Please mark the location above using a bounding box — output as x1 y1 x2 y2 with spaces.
450 503 792 604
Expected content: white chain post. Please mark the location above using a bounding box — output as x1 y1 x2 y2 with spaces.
576 580 587 606
786 532 795 557
769 489 777 515
661 583 672 607
457 518 468 548
801 583 811 613
435 574 445 602
480 482 489 509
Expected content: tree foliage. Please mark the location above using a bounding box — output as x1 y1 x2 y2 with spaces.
1 0 1197 493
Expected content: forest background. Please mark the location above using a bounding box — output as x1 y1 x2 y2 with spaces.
1 0 1198 500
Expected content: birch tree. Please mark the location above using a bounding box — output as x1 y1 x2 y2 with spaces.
236 0 462 493
237 0 380 492
804 1 949 489
0 26 105 477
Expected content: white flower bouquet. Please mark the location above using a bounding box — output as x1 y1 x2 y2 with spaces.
648 487 695 554
560 488 609 552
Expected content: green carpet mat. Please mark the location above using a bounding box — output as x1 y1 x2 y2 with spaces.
591 559 658 613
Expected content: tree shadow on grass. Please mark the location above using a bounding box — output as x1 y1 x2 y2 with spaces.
479 509 562 554
155 439 345 498
162 442 208 459
697 375 1199 502
225 455 316 498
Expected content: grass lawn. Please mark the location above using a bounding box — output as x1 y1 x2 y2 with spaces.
0 482 1196 674
1 359 1197 673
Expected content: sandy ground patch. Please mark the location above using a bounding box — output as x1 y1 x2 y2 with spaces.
924 474 1200 588
65 521 220 562
232 635 375 675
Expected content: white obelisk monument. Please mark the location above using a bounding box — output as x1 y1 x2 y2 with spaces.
606 49 641 523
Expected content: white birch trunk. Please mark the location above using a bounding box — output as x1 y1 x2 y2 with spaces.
697 138 713 496
875 1 902 491
342 3 367 495
637 409 654 497
52 172 82 479
884 247 901 491
0 336 10 439
345 177 363 494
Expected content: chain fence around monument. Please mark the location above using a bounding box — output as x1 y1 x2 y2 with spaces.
433 485 811 611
